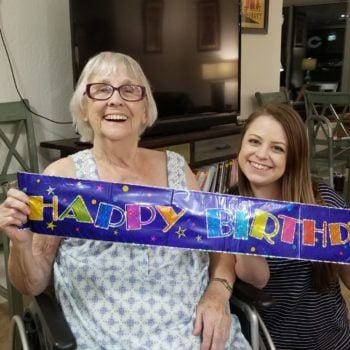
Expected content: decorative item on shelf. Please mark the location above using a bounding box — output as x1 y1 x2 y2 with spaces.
197 1 220 51
202 61 237 112
241 0 269 34
143 0 164 53
302 57 317 84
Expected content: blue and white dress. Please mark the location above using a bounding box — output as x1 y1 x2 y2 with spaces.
54 149 250 350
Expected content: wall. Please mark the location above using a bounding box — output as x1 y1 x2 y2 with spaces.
240 0 284 119
72 0 240 111
0 0 75 171
0 0 284 170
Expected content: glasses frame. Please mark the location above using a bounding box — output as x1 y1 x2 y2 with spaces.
85 83 146 102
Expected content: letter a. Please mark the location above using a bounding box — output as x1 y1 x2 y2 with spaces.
59 195 93 223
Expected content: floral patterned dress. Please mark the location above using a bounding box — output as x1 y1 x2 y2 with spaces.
54 149 250 350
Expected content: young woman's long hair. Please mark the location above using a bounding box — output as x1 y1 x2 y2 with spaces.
237 104 337 292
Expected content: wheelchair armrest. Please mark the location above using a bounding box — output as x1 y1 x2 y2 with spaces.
30 293 76 350
232 279 275 308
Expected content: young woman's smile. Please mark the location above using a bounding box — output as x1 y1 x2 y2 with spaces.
238 114 287 196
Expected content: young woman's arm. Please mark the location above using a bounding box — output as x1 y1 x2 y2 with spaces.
338 265 350 289
235 255 270 289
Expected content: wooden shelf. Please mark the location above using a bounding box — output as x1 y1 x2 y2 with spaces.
40 123 242 167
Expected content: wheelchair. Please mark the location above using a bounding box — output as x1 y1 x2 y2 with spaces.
230 280 276 350
9 280 275 350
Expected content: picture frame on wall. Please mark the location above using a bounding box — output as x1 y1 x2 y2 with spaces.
197 1 220 51
241 0 269 34
143 0 164 53
294 13 307 47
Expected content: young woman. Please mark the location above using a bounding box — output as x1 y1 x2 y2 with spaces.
233 104 350 350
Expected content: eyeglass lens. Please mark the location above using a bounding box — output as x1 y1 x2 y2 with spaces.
88 83 144 101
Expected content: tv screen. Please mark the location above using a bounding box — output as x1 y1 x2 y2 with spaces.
70 0 240 134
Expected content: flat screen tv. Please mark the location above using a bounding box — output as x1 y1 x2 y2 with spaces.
69 0 240 136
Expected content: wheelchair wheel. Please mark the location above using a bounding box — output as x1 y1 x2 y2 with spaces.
10 310 42 350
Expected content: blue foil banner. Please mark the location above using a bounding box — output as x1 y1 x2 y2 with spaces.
17 172 350 264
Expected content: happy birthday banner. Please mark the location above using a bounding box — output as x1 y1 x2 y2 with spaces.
17 172 350 264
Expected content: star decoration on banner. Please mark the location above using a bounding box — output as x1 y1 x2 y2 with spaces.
151 235 157 241
196 235 202 242
113 230 118 235
47 221 56 231
46 186 55 195
97 185 103 192
176 227 186 238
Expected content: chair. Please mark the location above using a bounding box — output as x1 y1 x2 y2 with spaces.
9 280 275 350
0 100 39 317
304 91 350 202
255 90 291 107
10 294 76 350
231 280 276 350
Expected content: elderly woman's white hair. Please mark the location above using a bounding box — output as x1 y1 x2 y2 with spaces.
70 52 158 142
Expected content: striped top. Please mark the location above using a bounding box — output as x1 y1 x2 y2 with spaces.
259 182 350 350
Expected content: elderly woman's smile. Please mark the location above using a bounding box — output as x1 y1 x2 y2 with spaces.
103 114 128 122
84 74 148 139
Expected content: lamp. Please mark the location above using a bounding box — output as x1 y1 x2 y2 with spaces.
301 57 317 83
202 61 237 112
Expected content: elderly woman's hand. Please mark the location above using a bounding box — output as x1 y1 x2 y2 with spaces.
0 188 32 245
193 281 232 350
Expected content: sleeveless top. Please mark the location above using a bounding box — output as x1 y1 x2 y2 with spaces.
53 149 250 350
259 182 350 350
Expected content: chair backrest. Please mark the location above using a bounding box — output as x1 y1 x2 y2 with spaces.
0 100 39 316
255 91 290 107
304 91 350 138
0 100 39 199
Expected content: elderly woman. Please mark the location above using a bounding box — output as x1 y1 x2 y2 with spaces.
1 52 250 349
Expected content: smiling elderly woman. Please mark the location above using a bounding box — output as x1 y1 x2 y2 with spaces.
1 52 250 349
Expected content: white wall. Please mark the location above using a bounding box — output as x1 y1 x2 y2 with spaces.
0 0 284 170
240 0 284 119
0 0 75 171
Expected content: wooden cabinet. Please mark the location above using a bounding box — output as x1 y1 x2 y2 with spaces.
194 135 239 163
40 123 242 168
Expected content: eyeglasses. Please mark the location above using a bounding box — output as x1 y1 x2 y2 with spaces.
85 83 146 102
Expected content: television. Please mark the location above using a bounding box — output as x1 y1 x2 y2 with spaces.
69 0 241 136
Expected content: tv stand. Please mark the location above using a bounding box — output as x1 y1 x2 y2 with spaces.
40 123 242 168
144 111 237 137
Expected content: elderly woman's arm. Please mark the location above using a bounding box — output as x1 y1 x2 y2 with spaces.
2 157 75 295
193 253 236 350
1 188 61 295
184 164 235 349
